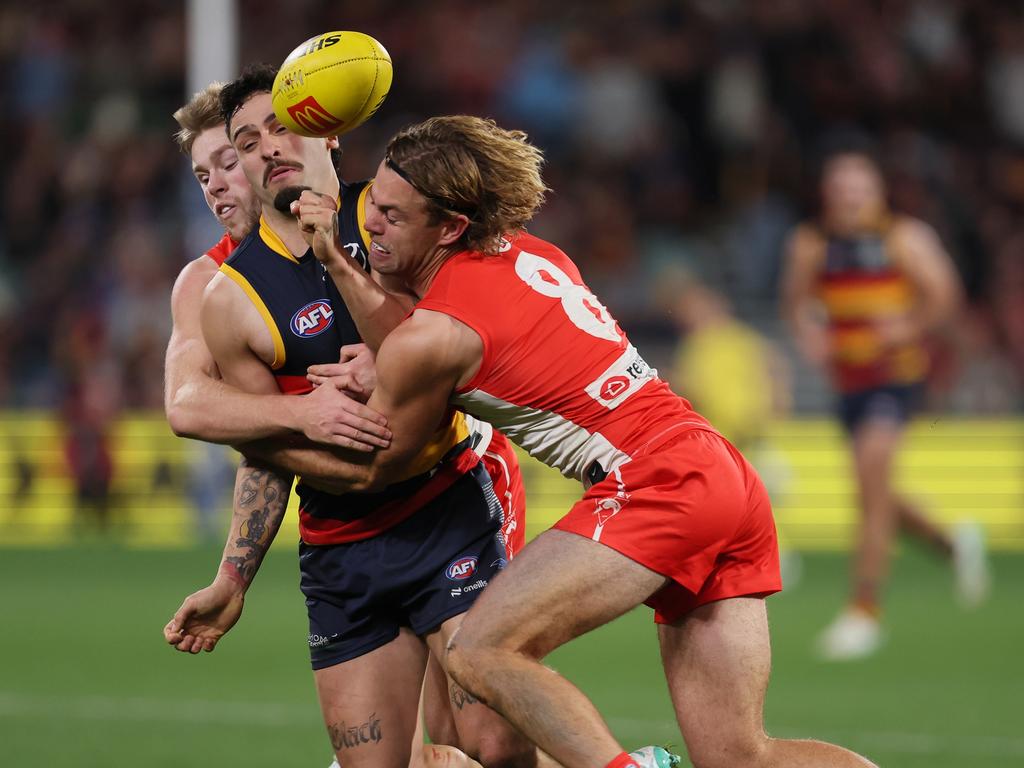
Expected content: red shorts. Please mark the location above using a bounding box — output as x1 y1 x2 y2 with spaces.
480 430 527 558
554 428 781 624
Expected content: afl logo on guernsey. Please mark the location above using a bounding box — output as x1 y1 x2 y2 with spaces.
446 556 478 581
291 300 334 338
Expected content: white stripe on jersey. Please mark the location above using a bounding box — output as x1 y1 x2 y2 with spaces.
452 388 631 484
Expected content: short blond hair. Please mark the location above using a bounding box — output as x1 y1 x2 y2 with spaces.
172 82 225 155
385 116 548 254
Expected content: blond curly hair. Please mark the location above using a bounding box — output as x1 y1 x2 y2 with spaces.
385 116 549 254
172 82 225 155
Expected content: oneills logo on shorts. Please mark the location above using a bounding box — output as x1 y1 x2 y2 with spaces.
286 96 346 135
290 300 334 338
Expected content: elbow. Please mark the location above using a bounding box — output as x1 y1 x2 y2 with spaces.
166 398 215 441
166 404 199 439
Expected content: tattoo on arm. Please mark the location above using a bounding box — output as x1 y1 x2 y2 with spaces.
220 458 291 588
450 682 479 710
327 713 383 750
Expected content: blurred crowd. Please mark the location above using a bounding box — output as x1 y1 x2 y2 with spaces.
0 0 1022 422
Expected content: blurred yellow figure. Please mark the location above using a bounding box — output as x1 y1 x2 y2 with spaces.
670 281 790 453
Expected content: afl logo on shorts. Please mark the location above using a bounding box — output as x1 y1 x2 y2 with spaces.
446 556 478 581
291 300 334 338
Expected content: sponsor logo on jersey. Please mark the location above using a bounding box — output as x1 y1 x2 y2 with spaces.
290 300 334 338
585 345 657 409
599 376 630 401
445 555 478 580
286 96 346 135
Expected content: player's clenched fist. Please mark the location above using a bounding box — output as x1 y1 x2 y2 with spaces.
291 190 342 265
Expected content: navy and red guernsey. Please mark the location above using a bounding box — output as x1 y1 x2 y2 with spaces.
221 179 477 544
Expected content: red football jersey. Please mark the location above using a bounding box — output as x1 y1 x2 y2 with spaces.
416 232 714 483
204 232 238 266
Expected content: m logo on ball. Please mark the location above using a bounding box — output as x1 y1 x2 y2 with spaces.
286 96 346 136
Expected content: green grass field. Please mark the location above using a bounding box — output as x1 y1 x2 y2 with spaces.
1 545 1021 767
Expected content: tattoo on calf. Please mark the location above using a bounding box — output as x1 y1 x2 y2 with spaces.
450 683 479 710
328 713 383 750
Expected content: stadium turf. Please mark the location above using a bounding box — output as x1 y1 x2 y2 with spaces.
0 545 1020 767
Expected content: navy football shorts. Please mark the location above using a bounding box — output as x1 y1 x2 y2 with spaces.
838 382 924 435
300 461 508 670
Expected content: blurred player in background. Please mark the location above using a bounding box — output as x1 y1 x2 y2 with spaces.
165 82 483 768
165 67 537 768
292 114 876 768
782 145 989 661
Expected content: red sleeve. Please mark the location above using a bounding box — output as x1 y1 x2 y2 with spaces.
204 232 239 266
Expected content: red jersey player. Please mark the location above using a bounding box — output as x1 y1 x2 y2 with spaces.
291 116 878 768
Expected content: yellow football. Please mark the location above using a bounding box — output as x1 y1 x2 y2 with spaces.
272 31 392 138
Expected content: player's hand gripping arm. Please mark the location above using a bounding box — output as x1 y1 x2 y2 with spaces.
292 190 416 351
164 256 390 451
342 309 483 491
163 458 291 653
307 343 378 402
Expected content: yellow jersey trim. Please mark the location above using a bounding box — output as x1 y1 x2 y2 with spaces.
258 216 300 264
401 411 472 479
220 263 287 370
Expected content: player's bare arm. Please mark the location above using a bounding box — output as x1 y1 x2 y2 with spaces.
781 224 830 367
197 274 375 490
283 307 482 490
163 456 291 654
348 308 483 492
292 188 417 351
882 217 963 347
164 278 376 651
165 255 391 451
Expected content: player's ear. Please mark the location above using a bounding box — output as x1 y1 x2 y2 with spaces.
437 214 469 247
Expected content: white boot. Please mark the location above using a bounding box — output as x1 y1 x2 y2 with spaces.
817 607 882 661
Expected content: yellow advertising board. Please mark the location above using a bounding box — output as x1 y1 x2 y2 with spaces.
1 412 1021 550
